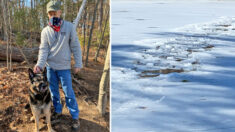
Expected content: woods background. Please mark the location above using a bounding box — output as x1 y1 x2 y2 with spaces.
0 0 110 67
0 0 110 131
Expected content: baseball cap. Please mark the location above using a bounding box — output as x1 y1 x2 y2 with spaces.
47 1 61 13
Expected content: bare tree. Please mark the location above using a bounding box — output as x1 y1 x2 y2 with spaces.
99 0 104 30
31 0 33 9
94 7 109 62
82 8 87 60
1 0 10 70
7 0 13 71
97 43 110 116
63 0 67 19
85 0 99 67
74 0 87 28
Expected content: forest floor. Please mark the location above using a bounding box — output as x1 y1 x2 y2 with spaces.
0 47 109 132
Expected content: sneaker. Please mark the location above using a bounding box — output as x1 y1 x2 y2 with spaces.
71 119 80 131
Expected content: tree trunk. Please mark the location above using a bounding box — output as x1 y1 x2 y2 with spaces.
94 8 109 62
0 45 38 62
99 0 104 30
22 0 25 9
42 0 47 27
82 9 87 60
97 43 110 116
63 0 67 20
105 38 109 56
0 3 3 40
72 0 87 62
34 0 37 9
73 0 87 28
85 0 99 67
31 0 33 9
7 0 13 71
18 0 21 9
1 0 9 70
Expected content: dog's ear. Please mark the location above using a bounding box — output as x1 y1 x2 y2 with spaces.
43 68 47 81
28 68 35 83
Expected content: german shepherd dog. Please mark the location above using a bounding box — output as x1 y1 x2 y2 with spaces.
28 68 55 132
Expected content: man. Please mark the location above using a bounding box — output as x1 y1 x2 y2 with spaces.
34 0 82 131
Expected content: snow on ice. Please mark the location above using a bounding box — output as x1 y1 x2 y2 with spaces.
112 1 235 132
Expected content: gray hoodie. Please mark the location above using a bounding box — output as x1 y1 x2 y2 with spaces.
36 20 83 70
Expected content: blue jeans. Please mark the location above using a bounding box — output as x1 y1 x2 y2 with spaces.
46 67 79 119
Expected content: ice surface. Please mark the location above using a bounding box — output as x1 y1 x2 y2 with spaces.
112 0 235 132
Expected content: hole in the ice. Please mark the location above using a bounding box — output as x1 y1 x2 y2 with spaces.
136 106 147 110
187 49 199 53
142 69 184 74
203 45 214 49
215 24 231 27
182 80 189 82
139 68 184 78
175 58 184 62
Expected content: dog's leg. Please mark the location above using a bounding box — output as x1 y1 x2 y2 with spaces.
34 113 40 132
45 104 55 132
31 106 40 132
46 112 55 132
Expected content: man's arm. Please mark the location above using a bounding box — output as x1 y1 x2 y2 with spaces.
70 25 83 69
35 29 49 71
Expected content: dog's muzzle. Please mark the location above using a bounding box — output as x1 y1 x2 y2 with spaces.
40 83 48 93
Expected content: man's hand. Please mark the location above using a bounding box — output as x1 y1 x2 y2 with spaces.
73 68 81 74
34 65 42 73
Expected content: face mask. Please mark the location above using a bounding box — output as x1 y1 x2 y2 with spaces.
49 17 61 26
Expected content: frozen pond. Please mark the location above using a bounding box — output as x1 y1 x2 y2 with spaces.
112 0 235 132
